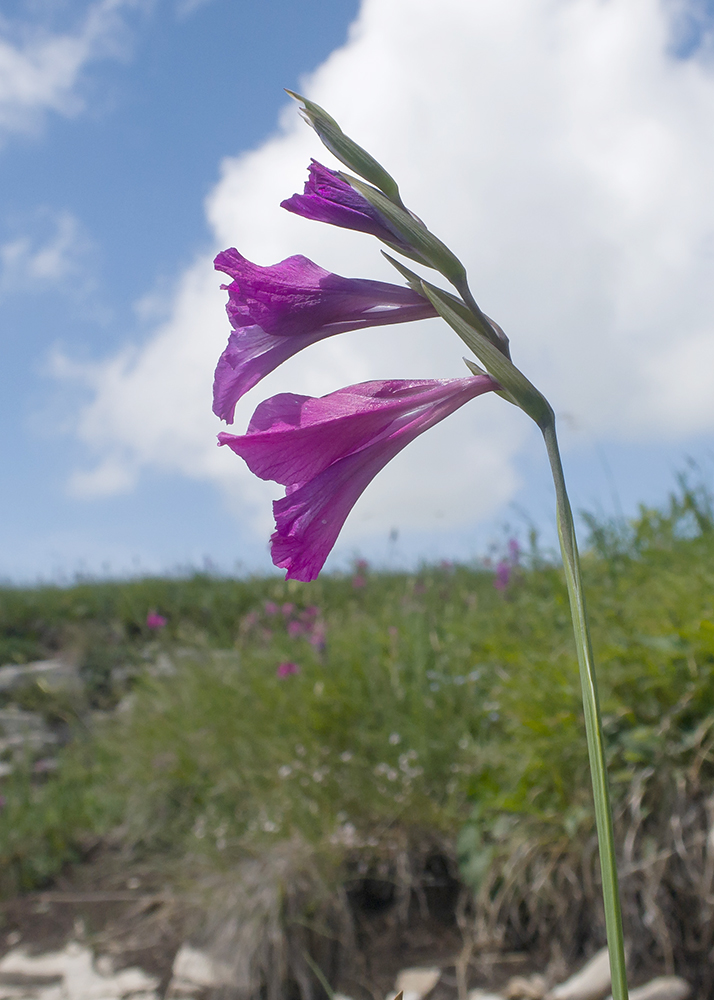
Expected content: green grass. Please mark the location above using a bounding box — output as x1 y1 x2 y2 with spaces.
3 477 714 905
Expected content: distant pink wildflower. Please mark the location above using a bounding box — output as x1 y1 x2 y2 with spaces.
146 612 167 630
493 561 511 591
308 622 326 650
264 601 278 615
288 621 304 637
276 661 301 678
352 574 367 589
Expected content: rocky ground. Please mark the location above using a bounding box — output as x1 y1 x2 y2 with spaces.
0 659 700 1000
0 933 694 1000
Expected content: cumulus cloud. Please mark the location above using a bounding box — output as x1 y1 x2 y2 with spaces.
0 0 134 140
0 209 95 297
62 0 714 559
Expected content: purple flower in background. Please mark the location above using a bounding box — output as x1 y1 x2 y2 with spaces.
288 621 304 637
308 622 326 650
276 661 300 678
213 249 437 423
493 561 511 591
146 612 167 629
264 601 278 615
508 537 521 563
218 375 498 581
281 160 409 249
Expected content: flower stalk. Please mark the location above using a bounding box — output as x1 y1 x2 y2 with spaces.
543 416 628 1000
214 93 632 998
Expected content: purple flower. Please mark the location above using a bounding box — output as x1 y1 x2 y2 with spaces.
146 612 167 629
277 661 300 678
218 375 498 581
494 560 511 591
281 160 410 249
308 622 326 650
213 249 437 423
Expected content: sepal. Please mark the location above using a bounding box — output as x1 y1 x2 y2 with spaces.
341 172 468 288
285 91 403 205
421 282 553 428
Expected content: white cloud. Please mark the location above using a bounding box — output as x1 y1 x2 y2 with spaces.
0 209 94 295
0 0 134 140
174 0 214 19
62 0 714 560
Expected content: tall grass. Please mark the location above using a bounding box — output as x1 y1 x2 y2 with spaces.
2 479 714 988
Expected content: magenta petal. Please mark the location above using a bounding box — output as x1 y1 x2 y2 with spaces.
213 326 327 423
270 437 406 581
212 249 436 423
219 376 499 581
280 160 408 248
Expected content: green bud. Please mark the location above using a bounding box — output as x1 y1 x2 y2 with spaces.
343 172 468 288
286 91 403 205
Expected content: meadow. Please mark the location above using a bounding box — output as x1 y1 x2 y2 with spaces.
2 478 714 996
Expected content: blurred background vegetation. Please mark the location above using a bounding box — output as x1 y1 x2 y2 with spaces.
3 475 714 991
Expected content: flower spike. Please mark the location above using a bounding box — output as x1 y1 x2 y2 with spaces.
285 90 404 206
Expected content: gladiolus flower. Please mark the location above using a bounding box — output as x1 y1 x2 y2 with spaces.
213 249 437 423
281 160 410 249
218 375 498 581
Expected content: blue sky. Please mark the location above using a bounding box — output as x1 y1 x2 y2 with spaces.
2 0 714 581
0 0 359 579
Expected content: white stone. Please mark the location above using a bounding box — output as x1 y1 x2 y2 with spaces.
0 945 158 1000
549 948 611 1000
505 975 547 999
166 945 234 997
389 968 441 1000
0 661 79 695
604 978 690 1000
170 947 217 989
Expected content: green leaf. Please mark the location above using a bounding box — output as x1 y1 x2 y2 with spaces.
286 90 403 205
463 357 519 406
420 281 553 428
381 252 508 355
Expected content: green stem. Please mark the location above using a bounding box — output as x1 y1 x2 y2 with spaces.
542 418 629 1000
